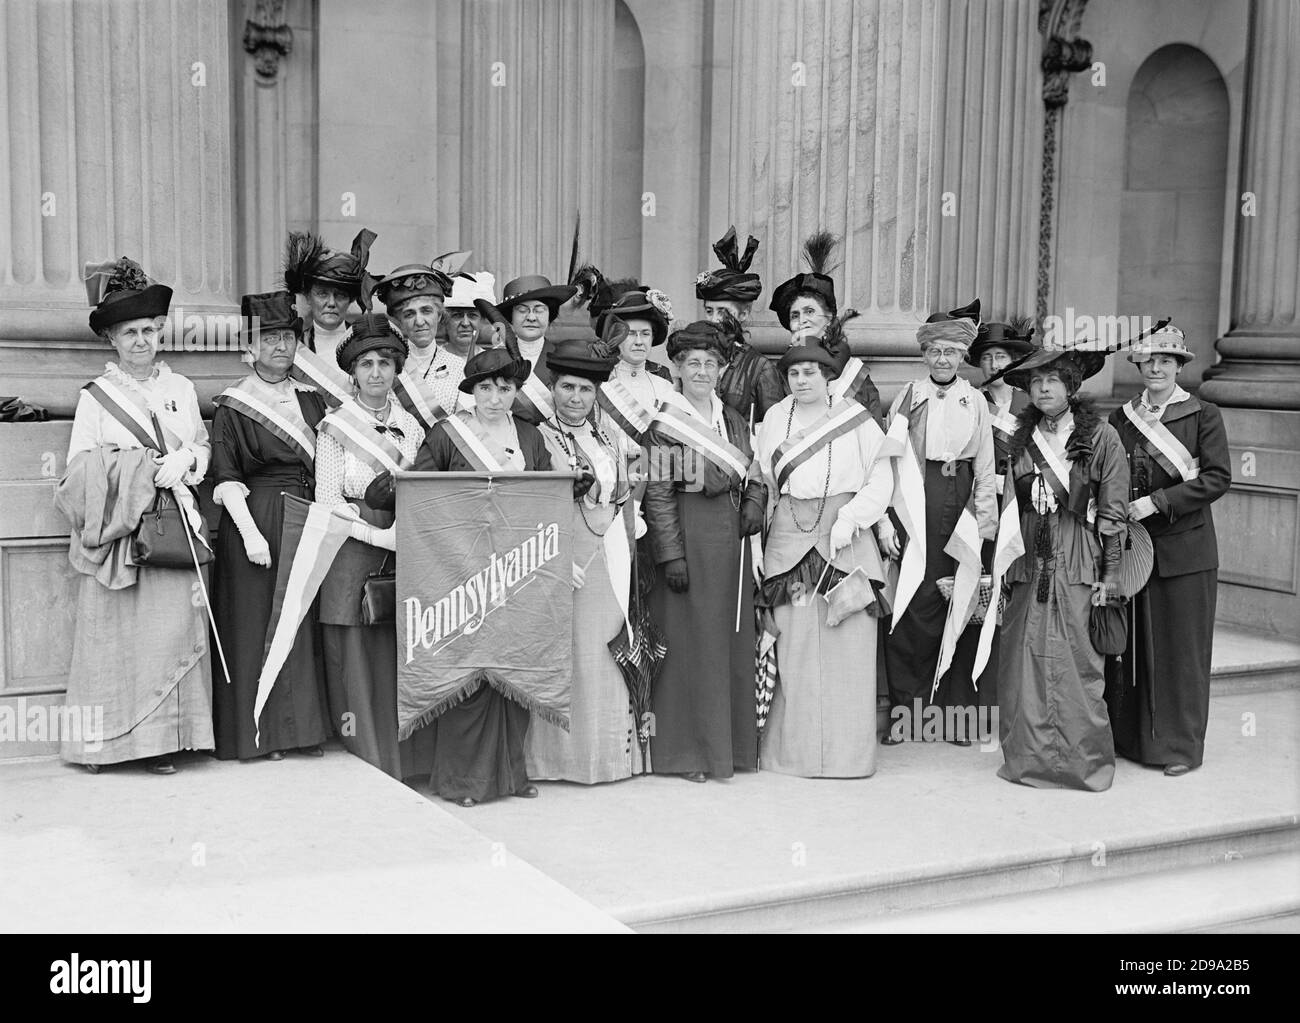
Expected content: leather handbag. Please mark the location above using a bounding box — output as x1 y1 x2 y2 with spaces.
131 411 210 569
1089 599 1128 656
360 552 395 626
132 486 212 569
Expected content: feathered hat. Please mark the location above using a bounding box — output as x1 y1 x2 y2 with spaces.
283 228 377 308
777 309 859 380
769 230 839 331
84 257 173 334
966 316 1036 366
696 226 762 304
373 249 471 310
593 288 672 348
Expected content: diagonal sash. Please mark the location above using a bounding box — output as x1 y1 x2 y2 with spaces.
513 372 555 422
834 357 872 402
82 379 164 451
317 402 407 475
440 414 505 472
881 384 928 627
1026 427 1072 509
988 405 1019 441
652 402 751 486
291 347 349 408
598 379 657 445
772 399 872 494
392 371 450 431
213 388 316 469
1122 399 1200 482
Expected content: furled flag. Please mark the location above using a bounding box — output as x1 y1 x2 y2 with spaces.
971 477 1024 685
879 384 927 629
932 492 983 696
254 495 354 742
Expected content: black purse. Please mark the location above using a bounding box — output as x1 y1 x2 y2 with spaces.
1089 599 1128 656
360 552 395 626
131 412 210 569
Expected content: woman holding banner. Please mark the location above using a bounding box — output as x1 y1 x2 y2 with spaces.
315 313 426 778
752 326 893 778
643 321 767 780
404 344 554 806
1107 325 1230 778
527 339 644 783
997 347 1129 791
209 291 331 762
56 258 214 774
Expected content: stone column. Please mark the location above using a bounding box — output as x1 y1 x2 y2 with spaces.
0 0 236 339
1200 0 1300 411
928 0 1042 326
459 0 615 284
1200 0 1300 639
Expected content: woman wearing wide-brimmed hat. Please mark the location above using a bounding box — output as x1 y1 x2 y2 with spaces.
209 291 331 762
968 320 1037 488
495 275 578 384
751 324 893 778
314 313 428 778
525 339 644 783
596 289 675 414
400 341 554 806
1106 324 1230 777
55 258 215 774
643 321 767 780
996 345 1131 791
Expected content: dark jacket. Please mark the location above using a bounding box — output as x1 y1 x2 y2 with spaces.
718 346 785 425
1108 396 1230 578
642 402 766 564
413 415 553 473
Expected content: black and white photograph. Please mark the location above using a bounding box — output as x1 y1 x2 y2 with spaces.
0 0 1296 965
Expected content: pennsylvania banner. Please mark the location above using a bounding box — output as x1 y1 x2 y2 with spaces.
396 471 575 739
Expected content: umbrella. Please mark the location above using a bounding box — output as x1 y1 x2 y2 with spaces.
754 606 781 769
607 551 666 773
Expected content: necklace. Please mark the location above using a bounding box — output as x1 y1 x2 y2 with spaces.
253 365 290 386
548 416 626 533
784 397 833 534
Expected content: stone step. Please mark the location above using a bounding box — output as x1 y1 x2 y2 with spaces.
626 815 1300 933
803 850 1300 934
1210 625 1300 694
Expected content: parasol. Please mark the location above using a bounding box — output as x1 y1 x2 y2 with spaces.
607 551 666 773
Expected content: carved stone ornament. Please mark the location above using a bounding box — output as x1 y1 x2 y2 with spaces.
243 0 293 83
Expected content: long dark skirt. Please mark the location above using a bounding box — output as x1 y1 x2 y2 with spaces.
648 490 756 777
212 483 329 760
1107 568 1216 769
429 684 532 802
322 623 434 780
998 556 1115 791
885 461 997 723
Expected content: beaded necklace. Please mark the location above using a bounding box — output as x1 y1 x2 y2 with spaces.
784 396 834 534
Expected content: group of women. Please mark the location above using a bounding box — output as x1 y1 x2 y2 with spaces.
55 229 1230 800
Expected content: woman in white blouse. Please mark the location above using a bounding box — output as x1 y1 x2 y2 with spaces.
753 331 893 778
56 258 214 774
313 313 427 779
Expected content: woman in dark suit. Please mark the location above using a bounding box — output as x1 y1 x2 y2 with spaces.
1107 324 1231 776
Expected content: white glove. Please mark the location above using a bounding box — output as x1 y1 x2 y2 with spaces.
215 482 271 568
349 519 397 551
153 449 194 489
1129 496 1158 521
633 503 647 540
829 517 856 557
572 561 586 590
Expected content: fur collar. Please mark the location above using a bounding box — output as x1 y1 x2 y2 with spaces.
1008 398 1101 465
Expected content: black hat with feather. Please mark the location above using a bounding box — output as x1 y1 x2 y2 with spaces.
696 226 762 304
283 228 378 309
769 230 839 331
84 257 173 335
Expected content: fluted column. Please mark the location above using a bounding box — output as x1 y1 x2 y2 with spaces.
719 0 941 364
1201 0 1300 410
460 0 614 284
928 0 1041 324
0 0 236 339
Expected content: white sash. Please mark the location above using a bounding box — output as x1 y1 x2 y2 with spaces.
518 373 555 420
1121 400 1200 482
291 347 349 407
214 387 316 466
441 413 505 472
772 399 872 493
393 370 450 429
318 403 406 474
652 402 751 483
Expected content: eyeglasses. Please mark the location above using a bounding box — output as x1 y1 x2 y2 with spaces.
680 358 720 372
926 347 965 361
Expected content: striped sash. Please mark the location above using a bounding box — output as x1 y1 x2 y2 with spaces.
392 371 451 430
440 414 505 472
835 357 872 401
317 402 407 475
82 379 167 451
213 387 316 469
1026 427 1072 509
1121 398 1200 482
513 372 555 422
598 379 657 445
988 405 1019 442
651 402 750 486
291 347 349 408
772 398 873 493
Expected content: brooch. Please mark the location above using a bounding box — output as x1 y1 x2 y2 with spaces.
164 399 178 412
958 395 969 407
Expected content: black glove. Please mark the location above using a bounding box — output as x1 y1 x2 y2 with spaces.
364 470 396 512
1100 533 1123 583
573 468 596 500
739 499 764 537
664 558 689 593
